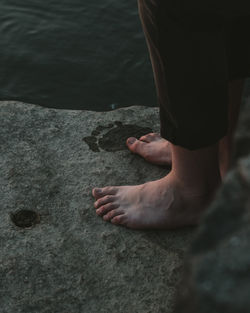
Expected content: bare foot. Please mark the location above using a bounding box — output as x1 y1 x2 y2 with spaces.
126 133 171 166
127 132 231 178
92 172 214 230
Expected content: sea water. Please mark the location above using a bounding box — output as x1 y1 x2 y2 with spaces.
0 0 156 111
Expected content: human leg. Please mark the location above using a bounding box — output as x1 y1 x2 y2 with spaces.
92 2 240 229
126 0 228 165
126 79 245 177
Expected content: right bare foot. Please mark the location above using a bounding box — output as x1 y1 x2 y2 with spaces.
126 133 171 166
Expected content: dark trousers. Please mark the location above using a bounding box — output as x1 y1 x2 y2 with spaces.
137 0 250 149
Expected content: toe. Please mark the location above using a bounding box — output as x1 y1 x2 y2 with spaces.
96 203 119 216
126 137 147 155
92 186 118 199
94 195 116 209
111 214 127 226
103 209 124 221
126 137 137 147
140 133 161 142
139 133 153 142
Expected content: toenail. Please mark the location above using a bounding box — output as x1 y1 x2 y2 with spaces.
127 137 136 145
95 188 102 194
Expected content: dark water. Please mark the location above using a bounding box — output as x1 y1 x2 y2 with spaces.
0 0 156 111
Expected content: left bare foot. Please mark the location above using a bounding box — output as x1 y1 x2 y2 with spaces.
126 133 171 166
92 172 214 230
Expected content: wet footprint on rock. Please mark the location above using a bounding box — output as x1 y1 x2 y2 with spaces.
83 121 152 152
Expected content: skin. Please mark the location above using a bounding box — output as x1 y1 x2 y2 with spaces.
92 79 245 230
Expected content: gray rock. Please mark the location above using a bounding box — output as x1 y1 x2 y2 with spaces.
174 94 250 313
0 101 194 313
233 96 250 161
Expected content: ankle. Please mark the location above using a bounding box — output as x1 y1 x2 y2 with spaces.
170 143 221 195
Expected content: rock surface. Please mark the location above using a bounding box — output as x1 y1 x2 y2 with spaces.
175 86 250 313
0 101 194 313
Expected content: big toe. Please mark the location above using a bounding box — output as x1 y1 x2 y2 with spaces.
126 137 147 155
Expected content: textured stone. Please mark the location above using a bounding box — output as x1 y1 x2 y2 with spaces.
0 101 194 313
